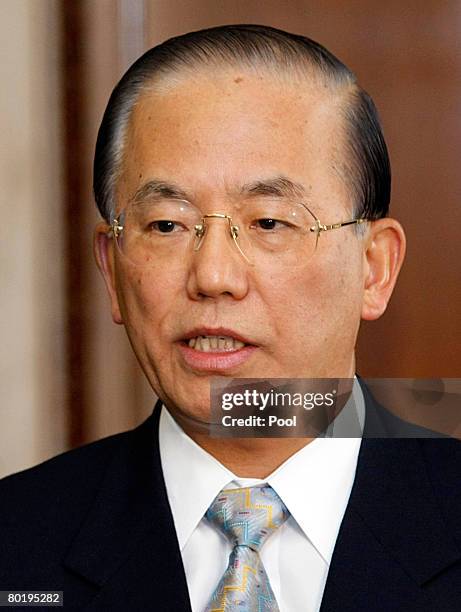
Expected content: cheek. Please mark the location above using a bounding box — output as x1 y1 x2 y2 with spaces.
264 244 363 338
116 266 181 333
256 266 327 348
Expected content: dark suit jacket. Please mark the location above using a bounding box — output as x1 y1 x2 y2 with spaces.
1 388 460 611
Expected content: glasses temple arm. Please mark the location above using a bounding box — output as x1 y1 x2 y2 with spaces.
311 218 366 233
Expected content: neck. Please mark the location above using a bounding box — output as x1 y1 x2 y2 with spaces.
186 432 314 478
178 363 357 478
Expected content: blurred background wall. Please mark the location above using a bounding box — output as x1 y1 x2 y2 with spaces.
1 0 460 477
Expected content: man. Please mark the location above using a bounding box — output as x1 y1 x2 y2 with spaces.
1 25 460 611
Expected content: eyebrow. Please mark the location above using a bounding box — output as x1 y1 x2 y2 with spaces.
240 176 307 200
130 180 189 204
130 174 308 205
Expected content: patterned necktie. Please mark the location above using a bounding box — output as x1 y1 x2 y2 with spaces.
205 484 290 612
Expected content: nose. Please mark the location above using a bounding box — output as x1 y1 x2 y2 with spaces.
186 216 249 301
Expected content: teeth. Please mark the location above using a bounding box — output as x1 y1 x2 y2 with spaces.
187 335 246 352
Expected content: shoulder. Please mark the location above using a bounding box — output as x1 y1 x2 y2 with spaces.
0 429 129 533
359 379 461 538
359 377 455 439
0 431 126 586
0 411 158 549
418 436 461 508
0 411 161 590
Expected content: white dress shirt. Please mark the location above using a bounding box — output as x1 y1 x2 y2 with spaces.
159 380 364 612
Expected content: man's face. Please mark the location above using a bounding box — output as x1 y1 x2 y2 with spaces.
102 69 367 426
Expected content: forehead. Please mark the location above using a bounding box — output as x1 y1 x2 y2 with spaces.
118 69 348 211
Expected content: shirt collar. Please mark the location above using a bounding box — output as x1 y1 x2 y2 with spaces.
159 378 364 563
159 407 235 551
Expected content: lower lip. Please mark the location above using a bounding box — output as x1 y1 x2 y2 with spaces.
177 343 258 372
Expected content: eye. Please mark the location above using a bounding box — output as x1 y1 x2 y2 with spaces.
148 220 184 233
253 218 288 231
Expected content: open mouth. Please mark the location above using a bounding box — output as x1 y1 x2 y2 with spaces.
178 328 257 372
186 335 246 352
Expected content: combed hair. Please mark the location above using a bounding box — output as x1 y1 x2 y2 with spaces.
93 24 390 223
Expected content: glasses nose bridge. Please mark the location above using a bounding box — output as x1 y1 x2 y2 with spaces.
195 212 235 235
194 212 251 264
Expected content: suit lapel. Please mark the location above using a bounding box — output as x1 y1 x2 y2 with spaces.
63 402 192 611
320 390 461 611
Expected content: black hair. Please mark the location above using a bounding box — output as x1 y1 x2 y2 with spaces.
94 24 390 223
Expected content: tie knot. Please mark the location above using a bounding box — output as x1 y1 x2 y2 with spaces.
206 484 289 552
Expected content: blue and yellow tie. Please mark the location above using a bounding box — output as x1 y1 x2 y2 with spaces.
205 484 290 611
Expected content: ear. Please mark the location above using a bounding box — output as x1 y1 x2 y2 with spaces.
94 222 124 324
361 218 406 321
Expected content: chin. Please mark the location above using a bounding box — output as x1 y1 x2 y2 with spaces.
169 386 211 417
166 400 214 436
